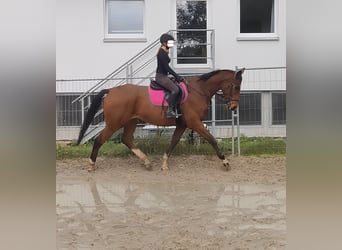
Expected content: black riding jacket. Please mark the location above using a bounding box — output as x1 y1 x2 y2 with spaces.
156 48 179 79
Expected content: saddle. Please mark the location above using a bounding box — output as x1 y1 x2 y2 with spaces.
148 79 188 109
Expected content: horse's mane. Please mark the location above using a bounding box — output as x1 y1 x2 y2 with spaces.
198 70 223 81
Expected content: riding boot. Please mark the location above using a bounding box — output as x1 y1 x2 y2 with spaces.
166 106 177 118
166 93 178 118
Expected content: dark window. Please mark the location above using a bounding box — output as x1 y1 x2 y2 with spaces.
215 93 262 126
239 93 262 125
215 94 232 126
176 0 207 64
56 95 82 126
56 94 104 127
240 0 274 33
272 92 286 125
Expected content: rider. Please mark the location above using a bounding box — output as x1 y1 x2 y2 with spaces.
156 33 184 118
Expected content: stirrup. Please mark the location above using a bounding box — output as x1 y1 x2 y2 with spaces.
166 109 182 118
175 109 182 118
166 109 177 118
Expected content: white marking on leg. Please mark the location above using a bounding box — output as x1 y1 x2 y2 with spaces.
161 153 169 170
88 158 96 172
223 159 231 170
132 148 151 166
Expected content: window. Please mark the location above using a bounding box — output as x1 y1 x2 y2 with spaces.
105 0 145 41
176 0 208 64
56 94 104 126
215 94 232 125
238 0 278 40
214 93 262 126
56 95 82 126
272 92 286 125
239 93 262 125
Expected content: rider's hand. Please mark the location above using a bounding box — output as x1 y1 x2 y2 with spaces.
176 76 185 83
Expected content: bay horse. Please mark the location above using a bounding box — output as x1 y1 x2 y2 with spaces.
77 68 245 171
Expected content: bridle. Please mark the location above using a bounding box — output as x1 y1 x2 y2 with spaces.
216 81 240 105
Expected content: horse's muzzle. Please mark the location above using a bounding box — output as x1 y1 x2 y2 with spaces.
226 101 239 111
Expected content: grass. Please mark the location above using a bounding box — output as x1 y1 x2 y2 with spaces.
56 136 286 160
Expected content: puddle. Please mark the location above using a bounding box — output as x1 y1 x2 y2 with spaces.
57 178 286 249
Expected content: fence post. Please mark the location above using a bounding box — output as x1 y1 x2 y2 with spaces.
232 109 235 156
236 107 241 156
232 66 241 156
212 95 216 136
81 98 84 124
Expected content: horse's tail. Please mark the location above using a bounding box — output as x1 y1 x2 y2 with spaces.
77 89 109 145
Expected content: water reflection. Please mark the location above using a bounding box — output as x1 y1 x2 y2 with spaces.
57 178 286 248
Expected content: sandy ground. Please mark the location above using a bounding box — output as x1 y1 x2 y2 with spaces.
56 155 286 250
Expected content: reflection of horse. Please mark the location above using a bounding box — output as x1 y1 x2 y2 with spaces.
77 68 245 171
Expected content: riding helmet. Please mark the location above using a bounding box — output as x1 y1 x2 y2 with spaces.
160 33 175 44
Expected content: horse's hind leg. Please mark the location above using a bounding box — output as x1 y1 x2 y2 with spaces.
122 119 152 170
89 125 115 172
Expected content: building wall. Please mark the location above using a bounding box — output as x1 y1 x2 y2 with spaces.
57 0 286 79
57 0 175 79
56 0 286 140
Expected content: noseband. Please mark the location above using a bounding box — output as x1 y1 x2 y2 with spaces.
217 81 240 105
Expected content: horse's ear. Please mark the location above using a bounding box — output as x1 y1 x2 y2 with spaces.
234 67 245 78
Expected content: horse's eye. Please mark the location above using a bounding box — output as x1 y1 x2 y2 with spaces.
234 86 240 90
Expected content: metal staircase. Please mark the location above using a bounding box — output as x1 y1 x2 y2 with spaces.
74 29 215 143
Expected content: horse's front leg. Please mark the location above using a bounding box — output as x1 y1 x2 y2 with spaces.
192 123 231 170
161 126 186 170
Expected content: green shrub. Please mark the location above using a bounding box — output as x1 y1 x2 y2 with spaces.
56 136 286 159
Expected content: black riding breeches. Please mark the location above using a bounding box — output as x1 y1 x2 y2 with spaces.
155 73 179 95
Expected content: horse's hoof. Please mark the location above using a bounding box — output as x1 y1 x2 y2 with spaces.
223 159 231 171
88 165 98 172
88 159 96 172
161 165 169 171
145 163 152 171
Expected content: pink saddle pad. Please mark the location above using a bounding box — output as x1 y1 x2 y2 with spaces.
148 82 188 106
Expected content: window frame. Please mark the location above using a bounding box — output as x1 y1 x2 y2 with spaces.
238 92 263 126
172 0 213 69
237 0 279 41
270 91 286 126
212 92 262 126
103 0 147 42
56 94 83 127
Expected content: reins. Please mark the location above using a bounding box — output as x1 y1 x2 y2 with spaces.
188 79 240 104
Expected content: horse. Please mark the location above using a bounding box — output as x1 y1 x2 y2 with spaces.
77 68 245 171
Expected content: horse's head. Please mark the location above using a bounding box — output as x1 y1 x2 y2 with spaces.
221 68 245 111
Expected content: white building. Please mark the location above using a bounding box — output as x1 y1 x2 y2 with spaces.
56 0 286 141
